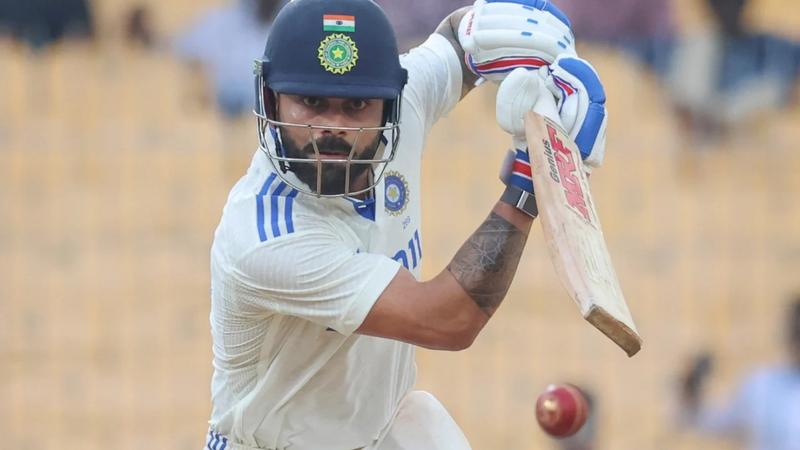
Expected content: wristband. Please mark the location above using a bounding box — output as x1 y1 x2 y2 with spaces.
500 185 538 218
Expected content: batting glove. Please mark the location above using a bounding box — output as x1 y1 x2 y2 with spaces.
543 55 608 168
496 67 551 196
458 0 576 82
498 143 538 218
499 146 535 194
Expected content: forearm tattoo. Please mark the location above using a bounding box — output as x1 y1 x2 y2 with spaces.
447 212 528 317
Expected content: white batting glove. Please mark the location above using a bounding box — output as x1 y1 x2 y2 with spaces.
543 55 607 168
496 66 555 145
458 0 576 83
496 67 556 194
496 64 607 169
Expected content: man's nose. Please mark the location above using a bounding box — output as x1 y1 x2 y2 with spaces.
312 110 351 140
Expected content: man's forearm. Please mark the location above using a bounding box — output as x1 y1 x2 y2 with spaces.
435 6 480 98
447 202 533 317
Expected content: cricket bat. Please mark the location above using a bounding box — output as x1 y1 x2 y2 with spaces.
523 93 642 357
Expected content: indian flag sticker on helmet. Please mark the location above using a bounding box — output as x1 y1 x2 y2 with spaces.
318 34 359 75
323 14 355 32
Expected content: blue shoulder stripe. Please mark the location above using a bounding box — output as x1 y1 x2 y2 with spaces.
257 173 278 242
285 189 300 233
270 181 288 238
256 173 301 242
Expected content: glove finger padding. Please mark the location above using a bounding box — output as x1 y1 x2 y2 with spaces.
482 0 573 30
465 31 574 77
467 8 570 34
496 67 549 137
545 56 607 167
469 9 573 50
459 0 576 82
483 0 572 29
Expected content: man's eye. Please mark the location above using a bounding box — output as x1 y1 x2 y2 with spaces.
303 97 322 107
349 100 368 111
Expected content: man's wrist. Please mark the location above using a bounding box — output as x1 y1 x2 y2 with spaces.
500 185 538 218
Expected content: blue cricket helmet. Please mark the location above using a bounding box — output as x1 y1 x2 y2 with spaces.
256 0 407 102
253 0 408 198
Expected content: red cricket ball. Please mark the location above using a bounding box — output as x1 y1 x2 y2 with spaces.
535 383 589 438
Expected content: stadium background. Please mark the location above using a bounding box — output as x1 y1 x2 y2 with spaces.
1 0 798 448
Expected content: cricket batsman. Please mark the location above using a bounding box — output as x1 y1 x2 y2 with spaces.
205 0 608 448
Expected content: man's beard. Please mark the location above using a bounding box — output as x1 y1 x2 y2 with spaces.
281 132 383 195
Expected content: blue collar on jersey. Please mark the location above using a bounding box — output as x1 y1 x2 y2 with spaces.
345 197 376 221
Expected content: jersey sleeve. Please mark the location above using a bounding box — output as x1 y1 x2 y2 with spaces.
400 33 464 131
230 230 402 336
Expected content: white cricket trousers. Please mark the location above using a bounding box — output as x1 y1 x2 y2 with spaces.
203 390 471 450
367 390 472 450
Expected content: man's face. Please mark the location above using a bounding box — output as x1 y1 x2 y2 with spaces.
275 94 385 195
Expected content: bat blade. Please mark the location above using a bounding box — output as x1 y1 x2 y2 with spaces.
524 111 642 357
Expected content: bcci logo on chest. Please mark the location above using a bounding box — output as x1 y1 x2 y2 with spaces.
384 171 408 216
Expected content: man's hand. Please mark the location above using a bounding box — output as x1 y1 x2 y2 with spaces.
458 0 576 82
495 58 608 169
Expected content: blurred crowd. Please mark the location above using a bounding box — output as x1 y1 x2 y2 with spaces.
677 296 800 450
3 0 795 139
172 0 281 117
559 0 800 141
0 0 93 48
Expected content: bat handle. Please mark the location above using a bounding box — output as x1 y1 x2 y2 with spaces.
512 136 528 151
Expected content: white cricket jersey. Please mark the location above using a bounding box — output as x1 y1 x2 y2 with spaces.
207 34 463 450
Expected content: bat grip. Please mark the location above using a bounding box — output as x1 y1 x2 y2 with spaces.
512 136 528 151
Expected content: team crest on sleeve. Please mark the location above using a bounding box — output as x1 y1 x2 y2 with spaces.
318 34 359 74
384 171 408 215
